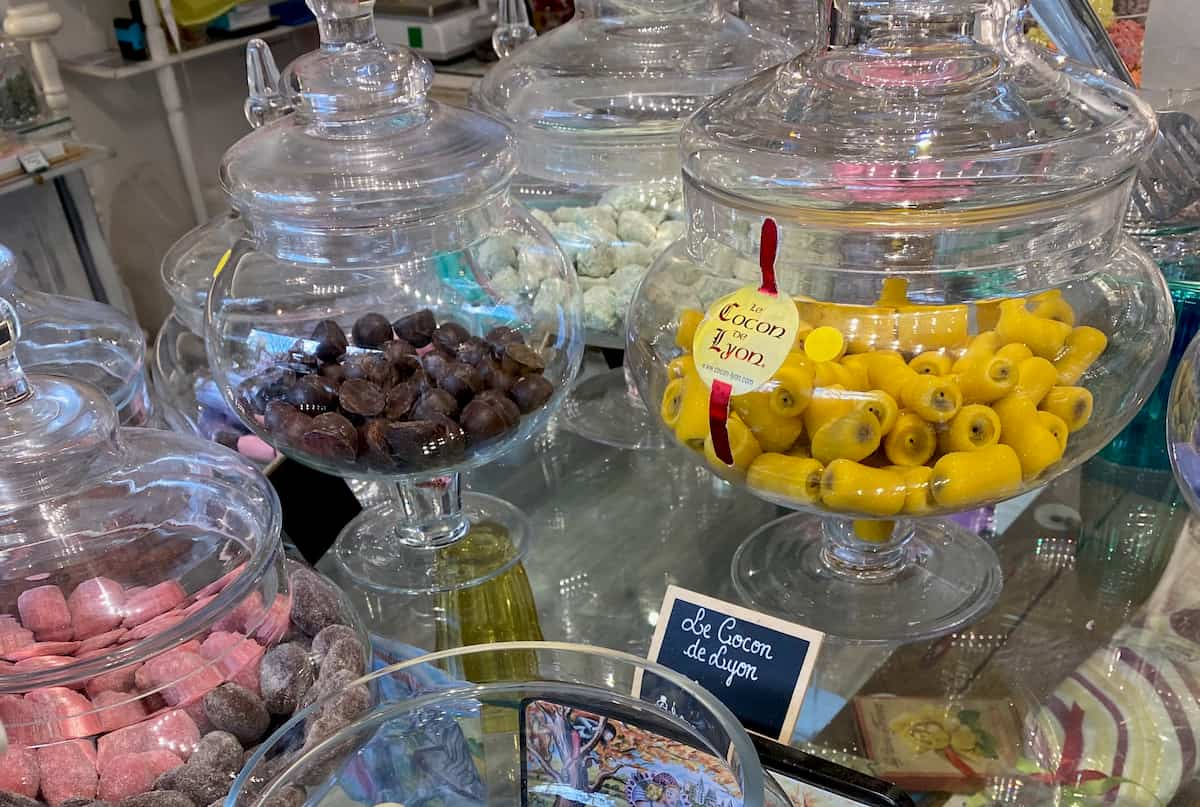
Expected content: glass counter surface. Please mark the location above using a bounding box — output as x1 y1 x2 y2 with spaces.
321 400 1197 806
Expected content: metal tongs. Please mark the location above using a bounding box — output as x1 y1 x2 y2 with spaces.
1031 0 1200 222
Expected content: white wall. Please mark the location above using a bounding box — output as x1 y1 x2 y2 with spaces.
15 0 316 329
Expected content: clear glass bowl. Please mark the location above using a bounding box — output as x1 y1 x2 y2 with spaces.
2 244 153 427
230 642 767 807
472 0 789 449
205 1 583 595
627 0 1173 643
0 299 368 807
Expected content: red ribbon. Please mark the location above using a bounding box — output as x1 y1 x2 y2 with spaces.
707 218 780 466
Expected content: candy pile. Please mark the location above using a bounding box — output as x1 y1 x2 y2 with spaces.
239 311 555 471
0 563 367 807
662 281 1106 516
480 182 686 336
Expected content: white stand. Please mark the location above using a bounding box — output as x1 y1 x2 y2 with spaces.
3 2 69 116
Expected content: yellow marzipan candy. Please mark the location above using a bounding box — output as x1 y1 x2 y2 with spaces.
930 444 1023 508
747 453 824 504
820 460 907 516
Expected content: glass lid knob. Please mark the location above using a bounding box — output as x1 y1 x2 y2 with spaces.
245 39 292 128
0 297 30 407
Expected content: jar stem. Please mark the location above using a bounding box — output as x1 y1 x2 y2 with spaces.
819 517 914 580
389 473 471 549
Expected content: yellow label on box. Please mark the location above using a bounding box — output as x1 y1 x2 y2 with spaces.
692 286 800 396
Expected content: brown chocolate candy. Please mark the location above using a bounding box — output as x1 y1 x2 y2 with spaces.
351 313 394 349
502 342 547 375
412 388 459 421
510 374 554 413
311 319 348 362
420 352 452 382
338 378 386 417
286 375 340 414
360 419 395 467
344 353 398 389
382 339 419 373
485 325 525 358
302 412 358 462
319 362 346 385
381 420 443 467
432 321 471 356
478 357 515 393
384 382 419 420
392 309 436 348
461 398 514 443
265 401 313 445
438 362 483 405
475 389 521 426
455 337 489 367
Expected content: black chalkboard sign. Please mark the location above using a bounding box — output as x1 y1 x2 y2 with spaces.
637 586 824 742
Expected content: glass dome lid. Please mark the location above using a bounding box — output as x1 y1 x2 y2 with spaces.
681 0 1158 277
472 0 791 185
161 211 242 333
219 0 514 254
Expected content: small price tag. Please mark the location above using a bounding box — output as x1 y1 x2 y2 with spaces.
18 149 49 175
635 586 824 742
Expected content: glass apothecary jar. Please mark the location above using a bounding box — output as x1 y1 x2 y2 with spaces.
1 244 153 426
206 0 583 595
0 34 41 129
153 212 277 461
230 642 768 807
0 298 367 807
628 0 1173 642
472 0 789 449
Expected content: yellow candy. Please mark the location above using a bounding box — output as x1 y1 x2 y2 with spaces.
952 331 998 374
994 395 1064 480
930 444 1023 508
1038 411 1069 453
995 299 1071 359
863 351 916 399
1040 386 1093 432
820 460 907 516
897 304 969 353
975 300 1003 332
732 392 806 453
900 374 962 423
876 277 909 307
704 414 762 479
805 326 847 362
661 373 709 450
667 354 695 380
747 453 824 504
899 465 934 515
1028 289 1075 326
803 385 858 435
858 389 899 434
814 360 858 389
1013 356 1058 405
910 351 952 376
811 410 882 464
676 309 704 350
767 364 815 418
1055 326 1107 385
840 354 872 390
798 301 897 354
956 356 1016 404
883 411 937 466
939 404 1001 453
853 519 895 543
995 343 1033 364
788 442 812 458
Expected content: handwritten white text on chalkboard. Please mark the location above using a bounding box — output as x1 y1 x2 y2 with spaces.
679 606 775 687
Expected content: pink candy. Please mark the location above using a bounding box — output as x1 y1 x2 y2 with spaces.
68 577 127 640
200 631 265 694
18 586 72 642
126 611 188 642
97 749 183 802
97 709 199 769
121 581 187 629
76 628 128 655
13 655 79 676
252 593 292 645
136 649 223 707
0 744 40 797
36 740 98 806
237 434 277 463
25 687 102 741
195 563 246 599
0 693 40 745
0 619 35 655
5 641 81 662
84 664 140 698
92 689 149 733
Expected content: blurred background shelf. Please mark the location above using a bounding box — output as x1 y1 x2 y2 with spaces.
59 20 314 80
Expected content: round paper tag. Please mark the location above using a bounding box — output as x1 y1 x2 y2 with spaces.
692 286 800 396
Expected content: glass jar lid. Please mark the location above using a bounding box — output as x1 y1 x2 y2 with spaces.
681 0 1158 279
161 212 242 333
473 0 790 186
219 0 515 248
0 298 120 512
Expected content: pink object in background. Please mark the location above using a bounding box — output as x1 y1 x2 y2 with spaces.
67 578 127 639
97 709 200 768
18 586 72 641
237 434 277 463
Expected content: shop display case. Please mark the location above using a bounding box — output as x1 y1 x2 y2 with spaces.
1 243 153 427
206 0 583 596
0 296 366 807
473 0 789 449
626 0 1173 642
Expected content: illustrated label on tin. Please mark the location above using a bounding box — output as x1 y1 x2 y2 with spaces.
692 286 800 396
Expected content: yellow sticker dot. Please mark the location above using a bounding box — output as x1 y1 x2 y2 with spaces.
212 248 232 279
804 326 846 363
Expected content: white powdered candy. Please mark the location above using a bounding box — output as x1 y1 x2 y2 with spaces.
618 210 657 245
